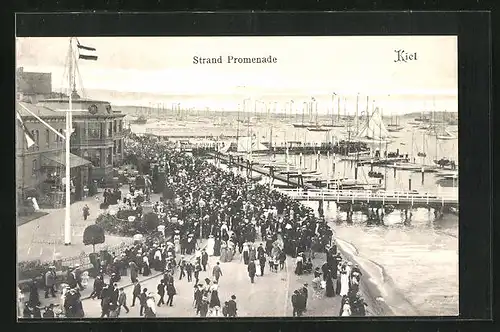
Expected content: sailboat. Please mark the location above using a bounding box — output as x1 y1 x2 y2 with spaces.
386 113 403 132
353 107 393 144
307 99 329 132
323 94 345 128
293 101 315 128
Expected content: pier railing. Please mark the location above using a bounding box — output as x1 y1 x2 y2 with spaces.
277 188 459 206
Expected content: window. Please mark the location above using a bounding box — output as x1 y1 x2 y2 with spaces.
118 120 122 132
88 149 101 167
88 122 101 139
113 140 117 154
108 122 112 137
113 120 117 133
32 159 37 176
118 139 122 153
45 129 50 148
107 148 112 165
31 129 39 150
56 129 64 142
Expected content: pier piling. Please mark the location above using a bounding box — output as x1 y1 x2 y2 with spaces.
421 167 425 184
408 178 412 191
354 166 358 180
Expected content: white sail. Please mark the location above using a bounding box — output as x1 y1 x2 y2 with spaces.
355 107 392 142
237 136 268 153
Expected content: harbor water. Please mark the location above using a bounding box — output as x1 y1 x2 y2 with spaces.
130 115 459 316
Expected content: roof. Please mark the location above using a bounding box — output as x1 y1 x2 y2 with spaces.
17 71 52 95
16 102 64 118
16 101 125 119
41 151 91 168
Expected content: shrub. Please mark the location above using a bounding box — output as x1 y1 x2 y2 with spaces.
143 212 159 231
116 209 137 220
83 224 106 252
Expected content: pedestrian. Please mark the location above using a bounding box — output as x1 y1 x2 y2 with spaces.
28 279 40 307
301 283 309 311
157 280 166 306
178 256 186 280
186 262 193 282
139 288 148 316
44 266 57 298
209 282 221 316
212 261 223 283
166 282 176 306
201 249 208 271
259 255 266 276
131 281 141 307
194 262 202 285
144 293 157 317
193 284 202 313
247 260 256 283
118 288 129 314
291 290 300 317
227 295 237 317
83 204 90 220
129 261 138 283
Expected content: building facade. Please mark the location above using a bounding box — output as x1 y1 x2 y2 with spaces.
16 102 92 205
37 97 126 183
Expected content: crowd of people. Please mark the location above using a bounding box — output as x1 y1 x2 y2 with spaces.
19 134 368 318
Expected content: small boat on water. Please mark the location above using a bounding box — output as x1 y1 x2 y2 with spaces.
130 115 148 124
292 122 314 128
307 126 329 132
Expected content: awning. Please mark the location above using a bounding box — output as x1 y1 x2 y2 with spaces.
41 151 92 168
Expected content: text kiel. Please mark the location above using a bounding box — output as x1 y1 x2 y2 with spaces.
394 49 417 63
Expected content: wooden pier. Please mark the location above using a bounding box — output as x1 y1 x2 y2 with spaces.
277 188 458 208
208 152 459 214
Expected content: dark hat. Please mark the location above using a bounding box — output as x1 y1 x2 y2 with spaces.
231 295 236 300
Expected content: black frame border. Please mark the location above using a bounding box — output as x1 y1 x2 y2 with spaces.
8 10 493 332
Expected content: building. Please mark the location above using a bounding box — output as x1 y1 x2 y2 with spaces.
16 67 52 104
37 96 126 183
16 102 92 205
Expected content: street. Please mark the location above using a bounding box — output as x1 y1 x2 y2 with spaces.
80 249 343 317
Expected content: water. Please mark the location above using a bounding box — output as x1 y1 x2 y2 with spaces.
130 115 459 316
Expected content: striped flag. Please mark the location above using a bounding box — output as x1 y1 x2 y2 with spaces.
76 39 98 61
16 111 35 148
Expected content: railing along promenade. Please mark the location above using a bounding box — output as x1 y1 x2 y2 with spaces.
277 188 459 207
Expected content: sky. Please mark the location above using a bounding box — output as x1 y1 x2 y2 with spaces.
16 36 458 113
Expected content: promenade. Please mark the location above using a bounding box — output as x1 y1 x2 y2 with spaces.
17 189 160 263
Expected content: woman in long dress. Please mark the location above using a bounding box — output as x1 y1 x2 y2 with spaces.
207 235 215 256
173 231 181 254
339 268 349 297
208 284 221 317
325 277 335 297
214 236 222 256
242 243 250 265
143 255 151 276
220 242 228 263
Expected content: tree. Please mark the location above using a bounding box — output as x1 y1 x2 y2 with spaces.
83 224 106 253
143 212 160 232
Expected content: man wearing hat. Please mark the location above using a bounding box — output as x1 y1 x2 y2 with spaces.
201 249 209 271
300 283 309 311
227 295 237 317
42 303 56 318
44 266 57 298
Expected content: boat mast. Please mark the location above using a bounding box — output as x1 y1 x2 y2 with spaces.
331 93 336 126
337 95 340 122
355 93 359 136
64 38 74 245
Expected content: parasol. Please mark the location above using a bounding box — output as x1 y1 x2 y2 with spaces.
133 234 144 242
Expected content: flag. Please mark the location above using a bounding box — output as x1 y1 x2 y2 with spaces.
16 111 35 148
76 39 98 60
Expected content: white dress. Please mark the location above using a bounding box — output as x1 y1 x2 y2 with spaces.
207 237 215 256
340 272 350 296
173 234 181 253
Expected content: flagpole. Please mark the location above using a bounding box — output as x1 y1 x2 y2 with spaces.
64 38 73 245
